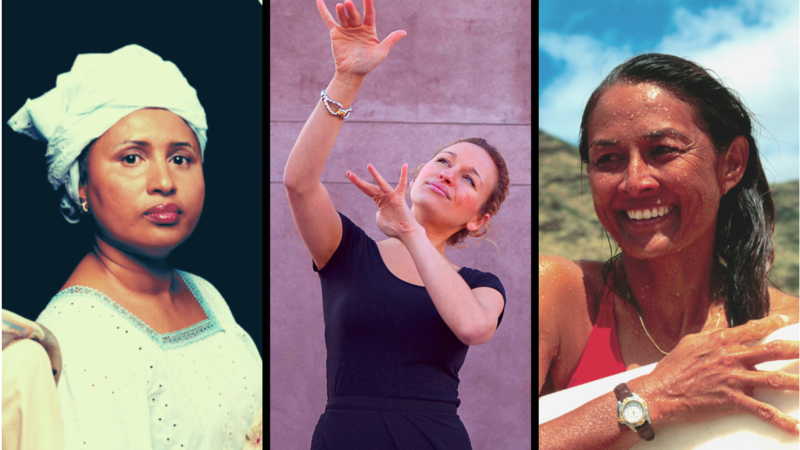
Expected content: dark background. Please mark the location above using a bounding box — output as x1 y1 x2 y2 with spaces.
2 0 263 357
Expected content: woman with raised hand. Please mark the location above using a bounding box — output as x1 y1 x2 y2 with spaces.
8 45 262 450
539 53 800 449
284 1 510 448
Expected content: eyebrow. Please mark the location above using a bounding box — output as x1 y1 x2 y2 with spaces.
440 151 483 186
114 140 194 150
589 128 690 149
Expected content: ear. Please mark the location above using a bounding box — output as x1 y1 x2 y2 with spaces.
718 136 749 196
78 176 89 204
466 213 490 232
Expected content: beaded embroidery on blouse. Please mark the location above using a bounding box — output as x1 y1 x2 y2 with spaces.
48 270 222 351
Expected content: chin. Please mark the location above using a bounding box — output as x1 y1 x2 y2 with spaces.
618 239 678 260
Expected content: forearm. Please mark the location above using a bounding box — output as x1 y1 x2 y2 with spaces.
283 74 364 193
403 229 490 343
539 375 670 450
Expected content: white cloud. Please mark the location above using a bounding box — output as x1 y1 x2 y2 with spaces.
539 0 800 184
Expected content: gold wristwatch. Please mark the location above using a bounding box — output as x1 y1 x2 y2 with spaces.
614 383 655 441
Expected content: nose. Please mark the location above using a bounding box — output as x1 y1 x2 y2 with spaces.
619 151 658 196
439 169 454 186
148 158 176 196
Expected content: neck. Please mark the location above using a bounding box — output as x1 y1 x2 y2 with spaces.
90 234 178 301
409 206 461 259
617 243 726 344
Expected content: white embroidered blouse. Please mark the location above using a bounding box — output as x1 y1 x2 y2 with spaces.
36 270 263 450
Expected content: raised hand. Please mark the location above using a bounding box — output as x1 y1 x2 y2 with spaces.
346 163 422 241
316 0 407 78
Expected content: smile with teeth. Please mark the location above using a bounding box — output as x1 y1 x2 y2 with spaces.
626 206 673 220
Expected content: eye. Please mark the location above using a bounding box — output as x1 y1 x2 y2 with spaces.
652 145 678 155
122 154 140 165
596 154 620 164
173 155 192 165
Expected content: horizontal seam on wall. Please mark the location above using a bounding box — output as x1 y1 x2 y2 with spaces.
268 181 533 186
270 120 532 126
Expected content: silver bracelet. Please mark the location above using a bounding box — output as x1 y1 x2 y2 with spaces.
320 89 352 120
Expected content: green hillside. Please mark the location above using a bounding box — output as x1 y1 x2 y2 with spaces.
539 129 799 296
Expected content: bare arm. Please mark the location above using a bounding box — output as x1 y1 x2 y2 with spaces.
283 0 405 269
283 74 363 193
402 228 494 345
539 374 669 450
537 258 800 448
537 255 667 450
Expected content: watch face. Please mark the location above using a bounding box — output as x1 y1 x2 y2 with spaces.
623 402 644 423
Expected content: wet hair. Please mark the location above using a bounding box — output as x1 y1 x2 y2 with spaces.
408 137 509 251
578 53 776 327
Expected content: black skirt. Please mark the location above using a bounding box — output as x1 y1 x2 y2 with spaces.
310 396 472 450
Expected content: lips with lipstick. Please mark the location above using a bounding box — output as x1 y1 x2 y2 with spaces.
144 203 182 224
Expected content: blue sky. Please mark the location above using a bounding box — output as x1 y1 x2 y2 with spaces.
539 0 800 184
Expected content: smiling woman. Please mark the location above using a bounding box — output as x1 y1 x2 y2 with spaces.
5 45 263 450
538 53 800 450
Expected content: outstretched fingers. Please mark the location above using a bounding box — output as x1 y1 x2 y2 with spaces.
367 164 393 192
396 164 408 192
336 3 351 28
344 0 362 27
316 0 338 30
347 171 381 197
735 394 800 436
362 0 376 27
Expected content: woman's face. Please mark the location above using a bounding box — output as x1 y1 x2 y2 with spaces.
80 108 204 259
585 82 736 259
409 142 497 234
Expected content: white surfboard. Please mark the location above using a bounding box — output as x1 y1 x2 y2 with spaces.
539 323 799 449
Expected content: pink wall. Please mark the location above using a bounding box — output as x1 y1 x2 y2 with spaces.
270 1 532 447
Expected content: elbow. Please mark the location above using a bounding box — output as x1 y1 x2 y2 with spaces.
283 173 301 193
460 321 495 346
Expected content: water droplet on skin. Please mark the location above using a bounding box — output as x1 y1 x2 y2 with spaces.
546 328 550 333
540 335 544 339
645 285 650 288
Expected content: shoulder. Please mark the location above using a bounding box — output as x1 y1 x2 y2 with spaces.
768 287 799 325
538 256 601 328
538 256 605 347
176 269 216 292
176 270 225 306
538 256 604 300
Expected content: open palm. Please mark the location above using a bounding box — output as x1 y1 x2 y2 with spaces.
316 0 407 77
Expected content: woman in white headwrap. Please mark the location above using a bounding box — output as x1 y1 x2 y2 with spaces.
8 45 262 450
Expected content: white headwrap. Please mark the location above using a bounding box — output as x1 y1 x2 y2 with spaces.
7 44 208 224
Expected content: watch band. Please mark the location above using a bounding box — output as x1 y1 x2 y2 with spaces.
614 383 655 441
